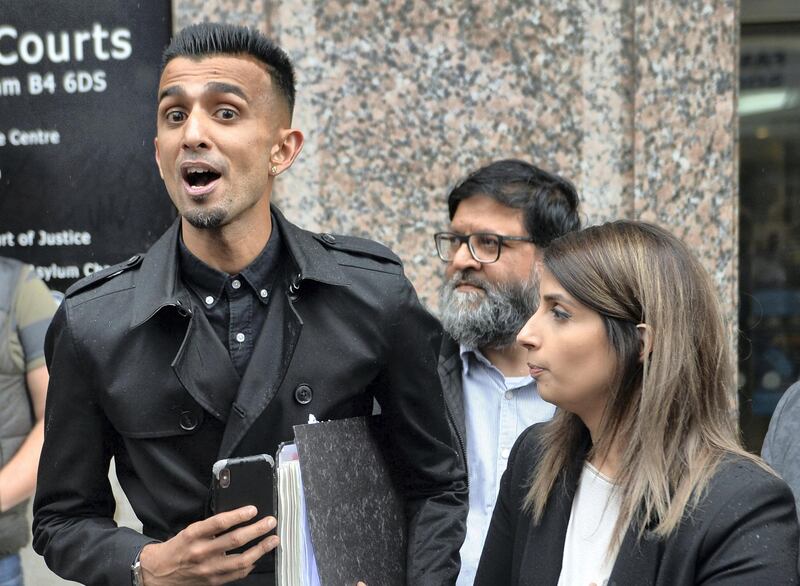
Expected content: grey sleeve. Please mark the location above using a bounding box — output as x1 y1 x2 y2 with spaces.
763 381 800 470
763 381 800 549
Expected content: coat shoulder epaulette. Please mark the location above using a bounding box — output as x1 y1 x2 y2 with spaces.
64 254 143 299
312 232 403 274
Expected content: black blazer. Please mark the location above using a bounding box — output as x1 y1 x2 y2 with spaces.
33 207 467 586
476 423 800 585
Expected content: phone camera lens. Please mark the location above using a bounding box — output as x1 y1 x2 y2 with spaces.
220 468 231 488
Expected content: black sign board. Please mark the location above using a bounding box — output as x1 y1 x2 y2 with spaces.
0 1 174 292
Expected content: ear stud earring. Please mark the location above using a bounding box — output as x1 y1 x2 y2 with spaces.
270 165 278 174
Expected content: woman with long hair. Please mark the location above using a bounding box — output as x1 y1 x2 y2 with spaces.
475 221 799 585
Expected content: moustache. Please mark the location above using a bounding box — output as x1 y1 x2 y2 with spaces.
446 271 488 292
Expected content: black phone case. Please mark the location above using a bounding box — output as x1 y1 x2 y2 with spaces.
211 454 275 570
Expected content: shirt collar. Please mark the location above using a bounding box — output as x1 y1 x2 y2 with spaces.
239 221 282 305
130 205 349 329
459 343 534 387
177 237 227 307
177 214 283 308
459 344 495 376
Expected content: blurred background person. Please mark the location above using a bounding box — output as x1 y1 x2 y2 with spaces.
763 379 800 570
0 257 55 586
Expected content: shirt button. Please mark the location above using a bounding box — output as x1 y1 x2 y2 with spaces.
504 390 513 400
231 279 241 289
205 295 214 305
260 289 268 298
235 332 246 343
501 448 511 459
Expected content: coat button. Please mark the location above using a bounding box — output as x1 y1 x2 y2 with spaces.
174 299 193 318
294 384 313 405
321 233 336 244
179 410 198 431
288 274 302 300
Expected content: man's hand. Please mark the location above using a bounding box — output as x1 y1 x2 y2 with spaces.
139 506 278 585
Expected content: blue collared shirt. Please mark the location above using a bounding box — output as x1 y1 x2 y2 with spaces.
456 345 556 586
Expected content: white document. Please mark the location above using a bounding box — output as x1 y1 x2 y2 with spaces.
276 443 321 586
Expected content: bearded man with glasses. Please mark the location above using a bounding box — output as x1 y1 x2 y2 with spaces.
435 159 581 585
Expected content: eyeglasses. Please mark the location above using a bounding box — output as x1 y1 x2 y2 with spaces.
433 232 535 264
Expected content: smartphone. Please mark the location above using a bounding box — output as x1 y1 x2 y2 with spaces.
211 454 276 564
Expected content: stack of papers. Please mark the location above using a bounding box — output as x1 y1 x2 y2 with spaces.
276 443 321 586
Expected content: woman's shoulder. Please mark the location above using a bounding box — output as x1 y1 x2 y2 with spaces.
681 453 799 581
711 453 788 492
696 453 795 523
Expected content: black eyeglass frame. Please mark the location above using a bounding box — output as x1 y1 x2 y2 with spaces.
433 231 535 264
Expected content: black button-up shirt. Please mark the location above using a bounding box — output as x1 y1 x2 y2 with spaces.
178 220 283 377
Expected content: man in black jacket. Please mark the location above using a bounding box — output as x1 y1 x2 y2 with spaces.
33 23 466 586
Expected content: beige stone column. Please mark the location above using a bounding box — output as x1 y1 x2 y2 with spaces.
632 1 739 313
172 0 739 320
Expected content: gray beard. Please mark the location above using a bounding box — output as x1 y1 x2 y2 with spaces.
439 270 538 351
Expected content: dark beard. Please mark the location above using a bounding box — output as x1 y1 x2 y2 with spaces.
439 270 537 350
183 207 227 229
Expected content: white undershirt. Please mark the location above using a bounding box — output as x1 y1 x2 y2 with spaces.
557 462 622 586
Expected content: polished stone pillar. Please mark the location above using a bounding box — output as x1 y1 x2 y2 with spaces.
172 0 738 318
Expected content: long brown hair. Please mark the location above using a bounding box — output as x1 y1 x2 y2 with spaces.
524 220 763 544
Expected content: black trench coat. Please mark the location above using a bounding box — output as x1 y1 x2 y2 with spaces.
33 206 467 585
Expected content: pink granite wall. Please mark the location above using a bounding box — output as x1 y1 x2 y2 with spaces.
172 0 738 317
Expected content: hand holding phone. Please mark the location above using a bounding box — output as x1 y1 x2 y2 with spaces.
138 507 277 585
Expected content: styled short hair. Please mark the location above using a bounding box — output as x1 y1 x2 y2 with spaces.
162 23 296 116
447 159 581 246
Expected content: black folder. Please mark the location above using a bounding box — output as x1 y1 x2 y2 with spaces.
276 415 407 586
